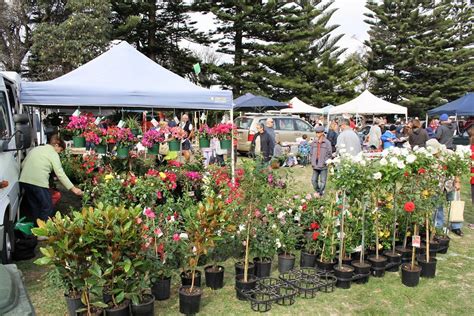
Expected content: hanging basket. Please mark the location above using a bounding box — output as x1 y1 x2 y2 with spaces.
116 146 130 159
199 137 210 148
169 139 180 151
72 136 86 148
94 144 106 154
220 139 232 150
148 143 160 155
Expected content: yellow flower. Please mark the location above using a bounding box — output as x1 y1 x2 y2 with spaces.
386 194 394 202
384 231 390 238
386 203 393 210
422 190 430 198
104 174 114 181
406 231 411 237
379 231 385 238
159 172 167 180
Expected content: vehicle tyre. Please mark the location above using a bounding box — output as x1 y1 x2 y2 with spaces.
1 212 14 264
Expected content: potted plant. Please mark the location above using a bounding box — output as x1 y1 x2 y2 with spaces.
367 192 388 277
316 204 337 272
115 128 136 159
66 114 92 148
334 191 355 289
211 122 235 150
251 205 278 277
169 126 187 151
196 124 211 148
125 116 141 136
275 206 300 273
142 129 165 155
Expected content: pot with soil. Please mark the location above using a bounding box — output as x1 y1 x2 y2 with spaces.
105 300 130 316
383 250 402 272
179 286 202 315
130 294 154 316
151 276 172 301
316 259 336 272
428 240 439 258
253 257 272 278
417 256 437 278
181 270 202 287
205 265 225 290
395 246 412 263
401 263 421 287
334 264 354 289
65 293 84 316
351 260 371 284
300 251 317 268
435 235 450 254
235 261 255 276
235 274 258 300
278 253 296 273
368 255 387 277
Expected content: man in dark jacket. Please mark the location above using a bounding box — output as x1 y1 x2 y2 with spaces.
310 126 333 196
256 123 274 162
408 119 429 148
436 113 455 150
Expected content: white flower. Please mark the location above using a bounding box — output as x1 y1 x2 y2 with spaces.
360 159 367 167
287 209 293 215
337 232 345 239
217 230 222 236
380 157 388 166
298 205 303 211
275 238 282 248
179 233 188 240
277 211 285 219
238 224 245 232
397 161 405 169
301 199 306 204
192 246 197 254
271 224 277 230
373 172 382 180
294 213 301 222
406 154 416 164
389 157 399 165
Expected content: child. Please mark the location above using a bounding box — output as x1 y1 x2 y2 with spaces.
298 134 311 167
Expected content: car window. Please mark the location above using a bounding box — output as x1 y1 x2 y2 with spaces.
275 118 294 131
234 117 253 129
0 92 11 138
295 119 313 132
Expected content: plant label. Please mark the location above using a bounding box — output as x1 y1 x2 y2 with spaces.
118 120 125 128
72 109 81 117
412 235 421 248
188 191 195 197
94 117 102 125
151 118 159 127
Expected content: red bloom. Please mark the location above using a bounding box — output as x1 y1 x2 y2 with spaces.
312 232 320 240
404 201 415 213
403 171 409 177
442 165 448 170
310 222 320 230
417 168 426 174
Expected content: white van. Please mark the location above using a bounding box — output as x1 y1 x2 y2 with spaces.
0 72 32 263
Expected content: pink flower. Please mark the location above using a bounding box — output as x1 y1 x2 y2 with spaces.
154 227 163 237
156 191 162 199
143 207 156 219
173 233 180 241
254 209 262 218
136 217 142 224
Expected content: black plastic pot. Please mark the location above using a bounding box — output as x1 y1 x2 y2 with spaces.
278 253 296 273
235 274 258 301
351 261 371 284
401 263 421 287
205 265 225 290
368 255 387 278
181 270 201 288
300 252 317 268
334 264 354 289
254 257 272 278
130 294 154 316
105 300 130 316
76 308 103 316
395 246 412 263
179 286 202 315
414 243 426 255
65 293 84 316
316 259 336 272
235 261 255 276
417 256 437 278
427 241 439 258
151 276 171 301
435 236 450 254
383 250 402 272
342 257 353 266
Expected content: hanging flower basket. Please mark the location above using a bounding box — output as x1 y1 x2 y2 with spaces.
117 146 130 159
199 137 210 148
169 139 180 152
72 136 86 148
148 143 160 155
220 139 232 150
95 144 107 154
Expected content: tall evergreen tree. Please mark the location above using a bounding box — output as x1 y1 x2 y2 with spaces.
365 0 473 115
28 0 111 80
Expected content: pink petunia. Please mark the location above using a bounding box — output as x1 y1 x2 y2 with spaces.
143 207 156 219
173 233 180 241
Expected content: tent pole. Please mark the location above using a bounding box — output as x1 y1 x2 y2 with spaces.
425 113 428 128
230 108 235 183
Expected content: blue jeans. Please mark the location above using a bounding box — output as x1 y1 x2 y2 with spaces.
312 169 328 196
434 191 462 230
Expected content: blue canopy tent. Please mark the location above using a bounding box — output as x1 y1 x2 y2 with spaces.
233 93 287 112
427 93 474 116
20 42 233 110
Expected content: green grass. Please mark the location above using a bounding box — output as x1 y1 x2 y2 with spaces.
17 165 474 315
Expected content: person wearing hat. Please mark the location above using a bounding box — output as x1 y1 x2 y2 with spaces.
381 124 398 149
426 139 464 236
436 113 455 150
336 119 361 156
310 126 332 196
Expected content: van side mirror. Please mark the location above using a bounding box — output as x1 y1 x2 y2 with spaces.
1 114 32 152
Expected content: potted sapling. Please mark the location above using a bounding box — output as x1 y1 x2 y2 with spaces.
400 201 422 287
351 198 371 284
251 206 278 277
334 191 355 289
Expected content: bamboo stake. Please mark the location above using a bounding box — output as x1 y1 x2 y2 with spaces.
243 220 250 283
360 199 366 264
392 188 397 255
426 215 430 262
338 191 346 269
411 224 417 271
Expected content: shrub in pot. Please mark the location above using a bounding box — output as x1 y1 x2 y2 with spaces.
274 205 300 274
250 204 278 277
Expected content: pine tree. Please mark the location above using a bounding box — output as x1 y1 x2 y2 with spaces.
28 0 111 80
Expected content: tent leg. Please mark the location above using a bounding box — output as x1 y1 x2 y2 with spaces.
425 113 428 128
230 108 235 183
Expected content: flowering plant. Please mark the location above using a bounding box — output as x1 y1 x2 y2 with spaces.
196 124 211 139
115 128 136 147
210 123 235 140
141 129 165 148
83 130 101 145
66 114 93 136
170 126 187 140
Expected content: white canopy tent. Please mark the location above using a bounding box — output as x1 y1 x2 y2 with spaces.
328 90 408 121
281 97 323 114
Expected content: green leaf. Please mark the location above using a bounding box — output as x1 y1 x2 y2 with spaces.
124 258 131 273
34 256 51 265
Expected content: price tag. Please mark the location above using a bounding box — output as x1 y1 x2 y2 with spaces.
117 120 125 128
151 118 159 127
72 109 81 117
188 191 195 197
94 117 102 125
412 235 421 248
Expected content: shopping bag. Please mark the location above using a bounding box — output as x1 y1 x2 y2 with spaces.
449 191 464 222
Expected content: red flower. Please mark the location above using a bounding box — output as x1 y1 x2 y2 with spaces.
310 222 320 230
442 165 448 170
404 201 415 213
312 232 320 240
417 168 426 174
403 171 409 177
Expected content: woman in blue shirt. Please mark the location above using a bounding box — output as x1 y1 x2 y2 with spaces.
381 125 398 149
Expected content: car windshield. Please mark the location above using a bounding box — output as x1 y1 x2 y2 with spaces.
234 117 253 129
